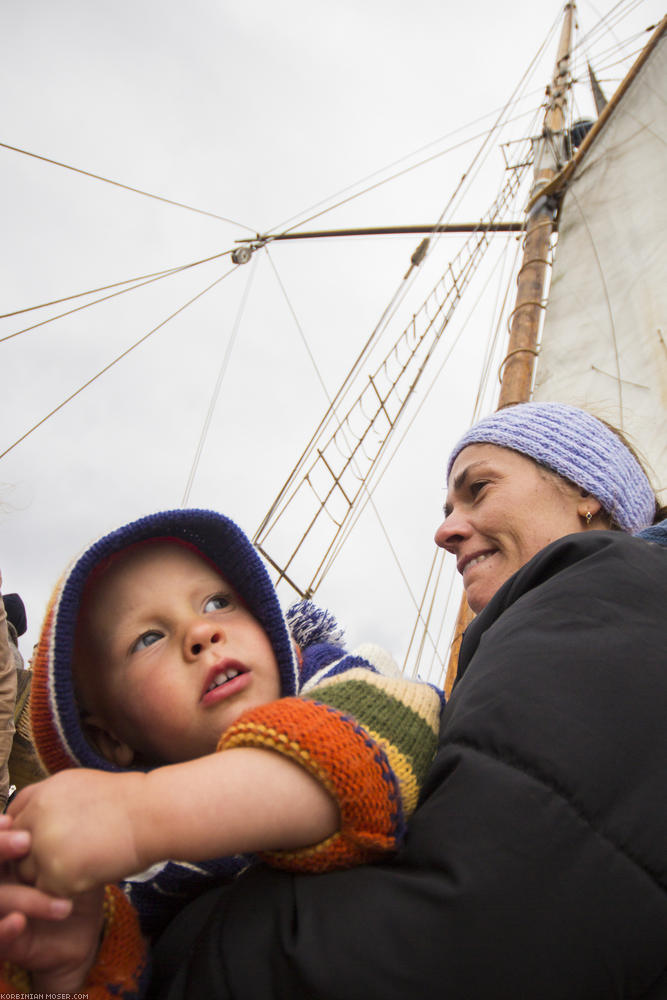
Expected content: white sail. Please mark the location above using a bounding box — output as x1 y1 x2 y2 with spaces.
533 22 667 503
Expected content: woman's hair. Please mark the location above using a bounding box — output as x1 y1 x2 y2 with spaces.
596 419 665 526
446 402 659 532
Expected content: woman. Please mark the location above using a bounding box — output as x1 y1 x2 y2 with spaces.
147 401 667 1000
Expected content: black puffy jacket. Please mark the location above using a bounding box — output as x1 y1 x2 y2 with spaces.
151 530 667 1000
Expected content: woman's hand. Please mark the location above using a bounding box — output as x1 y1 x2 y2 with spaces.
0 815 105 994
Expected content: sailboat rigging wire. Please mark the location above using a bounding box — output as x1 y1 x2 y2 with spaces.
425 554 458 687
262 249 432 627
181 257 258 506
338 220 525 626
254 263 420 540
408 222 526 681
270 118 535 240
319 209 527 606
587 41 649 77
266 105 543 237
268 9 561 240
567 187 623 424
0 253 235 343
0 249 231 320
402 547 445 677
0 141 256 232
475 225 528 414
0 266 237 461
412 550 449 680
414 22 560 260
264 250 332 403
574 0 645 53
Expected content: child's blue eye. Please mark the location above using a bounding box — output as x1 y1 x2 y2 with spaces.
205 594 231 612
132 630 163 652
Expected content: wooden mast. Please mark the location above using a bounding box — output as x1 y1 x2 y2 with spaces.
443 3 576 697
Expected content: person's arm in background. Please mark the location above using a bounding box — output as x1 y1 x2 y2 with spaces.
0 574 17 811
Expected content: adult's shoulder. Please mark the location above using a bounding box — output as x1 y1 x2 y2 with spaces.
638 520 667 546
442 527 667 918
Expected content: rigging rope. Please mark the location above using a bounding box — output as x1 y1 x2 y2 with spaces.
263 247 430 626
0 142 255 231
0 249 231 320
264 250 332 403
568 187 623 424
0 251 233 343
181 258 259 506
0 266 237 461
267 5 562 241
328 216 527 659
266 105 544 237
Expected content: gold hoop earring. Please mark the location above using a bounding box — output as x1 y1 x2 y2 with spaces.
585 511 593 526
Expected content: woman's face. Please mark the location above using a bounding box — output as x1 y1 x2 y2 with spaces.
435 443 590 612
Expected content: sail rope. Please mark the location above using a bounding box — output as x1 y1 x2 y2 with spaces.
264 249 332 403
265 112 540 241
181 257 259 506
0 141 255 231
352 198 529 680
0 249 232 322
326 222 527 676
0 250 233 343
0 265 237 461
566 186 623 426
263 247 431 629
571 0 652 89
573 0 646 54
267 96 547 238
268 14 562 242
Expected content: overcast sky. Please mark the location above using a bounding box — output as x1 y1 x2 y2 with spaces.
1 0 662 678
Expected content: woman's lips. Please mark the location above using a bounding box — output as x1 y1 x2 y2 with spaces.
458 549 496 576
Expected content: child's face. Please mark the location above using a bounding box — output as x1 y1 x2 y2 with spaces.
74 541 281 766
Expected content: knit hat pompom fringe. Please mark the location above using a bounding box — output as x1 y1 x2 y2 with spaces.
286 601 345 650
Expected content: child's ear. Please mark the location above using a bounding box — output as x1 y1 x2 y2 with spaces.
82 714 135 768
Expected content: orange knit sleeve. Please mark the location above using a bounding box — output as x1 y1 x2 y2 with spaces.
218 697 402 871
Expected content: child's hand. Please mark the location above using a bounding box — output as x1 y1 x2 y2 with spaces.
0 815 105 994
8 769 148 896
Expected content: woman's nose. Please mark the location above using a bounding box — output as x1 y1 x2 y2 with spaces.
186 617 223 657
434 511 468 552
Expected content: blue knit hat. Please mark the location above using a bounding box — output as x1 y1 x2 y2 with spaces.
446 402 656 533
32 508 300 774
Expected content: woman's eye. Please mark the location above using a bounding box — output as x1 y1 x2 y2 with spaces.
470 480 488 498
131 630 162 652
205 594 232 612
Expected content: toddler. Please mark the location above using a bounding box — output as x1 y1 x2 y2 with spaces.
0 508 442 998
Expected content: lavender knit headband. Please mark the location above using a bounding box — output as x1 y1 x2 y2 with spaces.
446 402 655 533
